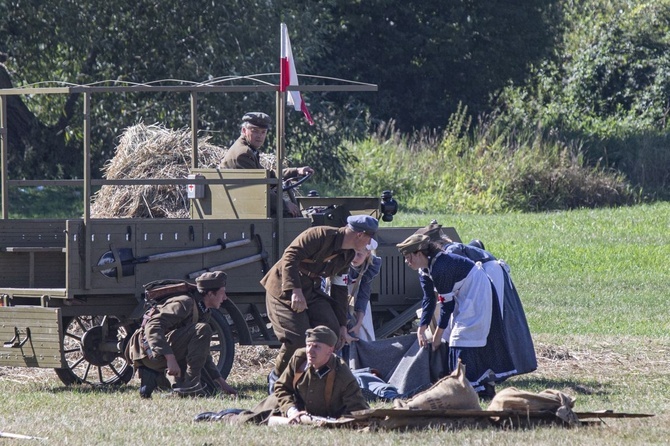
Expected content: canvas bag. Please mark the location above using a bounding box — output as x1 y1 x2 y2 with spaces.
487 387 579 425
393 359 480 410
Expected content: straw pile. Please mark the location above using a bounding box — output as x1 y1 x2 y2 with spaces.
90 123 275 218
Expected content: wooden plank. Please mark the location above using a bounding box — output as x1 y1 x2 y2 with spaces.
350 408 654 420
0 306 63 368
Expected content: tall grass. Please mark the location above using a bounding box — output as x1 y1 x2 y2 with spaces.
1 203 668 445
335 109 638 214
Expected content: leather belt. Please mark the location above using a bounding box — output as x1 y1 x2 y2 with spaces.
299 267 322 281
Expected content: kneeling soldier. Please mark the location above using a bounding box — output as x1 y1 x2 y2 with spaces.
126 271 237 398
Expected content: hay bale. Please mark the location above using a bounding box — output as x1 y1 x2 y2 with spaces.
90 123 276 218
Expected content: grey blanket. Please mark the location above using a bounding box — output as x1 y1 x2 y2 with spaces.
348 334 447 397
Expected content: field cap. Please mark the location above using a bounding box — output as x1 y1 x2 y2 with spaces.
366 238 378 251
413 223 446 243
396 234 430 255
346 215 378 236
305 325 338 347
242 112 271 129
196 271 227 292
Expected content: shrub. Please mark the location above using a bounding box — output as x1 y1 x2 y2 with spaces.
339 111 638 214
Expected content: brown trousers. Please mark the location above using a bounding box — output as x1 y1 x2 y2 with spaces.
267 287 339 376
140 322 212 383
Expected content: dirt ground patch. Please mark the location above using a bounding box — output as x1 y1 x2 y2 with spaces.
1 338 667 388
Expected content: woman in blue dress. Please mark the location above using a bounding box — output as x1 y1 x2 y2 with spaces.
414 223 537 375
396 234 517 397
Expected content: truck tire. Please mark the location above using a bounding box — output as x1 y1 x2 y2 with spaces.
54 316 134 386
209 309 235 380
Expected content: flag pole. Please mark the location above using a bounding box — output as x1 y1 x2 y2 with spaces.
276 24 287 257
276 88 287 257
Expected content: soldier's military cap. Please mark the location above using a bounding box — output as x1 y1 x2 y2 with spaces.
242 112 272 129
396 234 430 255
196 271 227 292
346 215 379 236
305 325 338 347
413 223 446 243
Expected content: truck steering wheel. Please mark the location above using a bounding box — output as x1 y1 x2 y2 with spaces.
282 171 313 192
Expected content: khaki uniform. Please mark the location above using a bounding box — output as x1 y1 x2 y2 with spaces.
220 136 300 216
126 294 221 384
260 226 355 375
274 348 369 418
234 348 368 424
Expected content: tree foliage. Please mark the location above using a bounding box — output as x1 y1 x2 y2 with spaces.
1 0 561 182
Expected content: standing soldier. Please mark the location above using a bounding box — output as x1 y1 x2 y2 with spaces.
126 271 237 398
261 215 378 385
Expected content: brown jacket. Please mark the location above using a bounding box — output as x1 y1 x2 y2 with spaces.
274 348 369 418
220 136 299 215
126 294 221 380
260 226 355 326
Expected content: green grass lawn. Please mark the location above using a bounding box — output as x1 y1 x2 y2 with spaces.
1 202 668 445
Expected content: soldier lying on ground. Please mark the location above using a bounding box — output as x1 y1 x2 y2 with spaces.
195 325 369 424
125 271 237 398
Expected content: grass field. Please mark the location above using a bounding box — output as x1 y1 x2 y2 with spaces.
1 202 668 445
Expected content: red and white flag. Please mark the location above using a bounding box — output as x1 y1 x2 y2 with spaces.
280 23 314 125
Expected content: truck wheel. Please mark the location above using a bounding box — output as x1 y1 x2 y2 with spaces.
54 316 134 386
209 309 235 380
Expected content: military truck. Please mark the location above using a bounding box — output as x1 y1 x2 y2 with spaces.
0 80 460 386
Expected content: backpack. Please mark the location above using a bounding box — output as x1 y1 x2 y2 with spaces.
141 279 199 328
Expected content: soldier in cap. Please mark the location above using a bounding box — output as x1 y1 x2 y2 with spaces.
126 271 237 398
261 215 379 385
397 233 517 399
220 112 314 217
196 325 368 424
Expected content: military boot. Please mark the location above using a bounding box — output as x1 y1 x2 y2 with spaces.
138 366 160 399
172 379 206 397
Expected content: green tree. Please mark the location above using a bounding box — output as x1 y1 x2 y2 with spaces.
312 0 560 132
0 0 361 181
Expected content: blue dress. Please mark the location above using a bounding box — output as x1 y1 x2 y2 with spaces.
420 252 517 391
443 243 537 374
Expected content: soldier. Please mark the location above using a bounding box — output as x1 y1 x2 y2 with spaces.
220 112 313 217
196 325 369 424
261 215 378 384
126 271 237 398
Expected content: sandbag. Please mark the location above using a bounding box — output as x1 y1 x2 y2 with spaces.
487 387 579 425
393 359 480 410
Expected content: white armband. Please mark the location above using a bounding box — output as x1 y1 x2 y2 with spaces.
330 274 347 287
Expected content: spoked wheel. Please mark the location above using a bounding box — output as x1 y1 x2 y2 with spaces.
54 315 135 386
209 310 235 380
